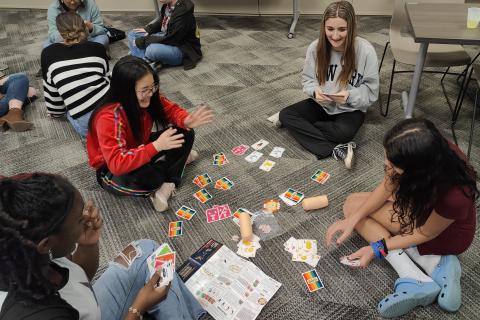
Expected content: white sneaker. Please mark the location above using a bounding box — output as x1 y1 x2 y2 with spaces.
186 150 199 165
150 182 175 212
267 112 281 128
332 142 356 169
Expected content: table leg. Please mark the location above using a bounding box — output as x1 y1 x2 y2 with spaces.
150 0 161 24
402 42 429 118
287 0 300 39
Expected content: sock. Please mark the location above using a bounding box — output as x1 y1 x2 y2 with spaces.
405 246 441 276
385 249 433 282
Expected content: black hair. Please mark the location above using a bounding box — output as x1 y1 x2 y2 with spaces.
383 118 478 234
59 0 85 12
0 173 76 301
88 56 168 144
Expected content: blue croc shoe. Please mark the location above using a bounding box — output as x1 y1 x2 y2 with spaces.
431 255 462 312
378 278 440 318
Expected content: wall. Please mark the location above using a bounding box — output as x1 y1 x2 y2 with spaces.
0 0 395 15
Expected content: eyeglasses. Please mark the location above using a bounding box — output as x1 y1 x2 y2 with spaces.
136 84 159 97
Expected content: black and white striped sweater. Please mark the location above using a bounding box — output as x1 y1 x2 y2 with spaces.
41 41 110 119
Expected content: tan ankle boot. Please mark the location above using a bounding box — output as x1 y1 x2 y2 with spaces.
2 108 33 131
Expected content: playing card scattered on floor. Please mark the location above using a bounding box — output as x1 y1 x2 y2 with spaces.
279 188 305 206
302 269 324 293
237 234 261 258
193 173 212 188
263 199 280 214
269 147 285 158
213 152 228 166
311 169 330 185
231 144 250 155
340 256 361 267
214 177 234 190
245 151 263 163
168 221 183 238
259 159 275 172
193 189 212 204
205 204 232 223
251 139 269 151
175 205 196 220
284 237 321 267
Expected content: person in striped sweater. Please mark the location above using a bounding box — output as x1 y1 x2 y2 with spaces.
41 12 110 137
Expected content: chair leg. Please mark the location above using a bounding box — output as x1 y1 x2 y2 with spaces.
381 59 396 117
467 89 478 160
379 41 390 72
453 66 474 124
441 66 450 83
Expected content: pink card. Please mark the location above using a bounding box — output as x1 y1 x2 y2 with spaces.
205 204 232 223
231 144 250 156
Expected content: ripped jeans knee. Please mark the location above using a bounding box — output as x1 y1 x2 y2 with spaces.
112 239 159 270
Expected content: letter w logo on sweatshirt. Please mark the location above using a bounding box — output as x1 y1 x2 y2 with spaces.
326 65 338 82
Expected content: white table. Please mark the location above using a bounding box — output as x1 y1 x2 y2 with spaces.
151 0 301 38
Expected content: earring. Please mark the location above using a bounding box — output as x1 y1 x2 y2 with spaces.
48 249 54 260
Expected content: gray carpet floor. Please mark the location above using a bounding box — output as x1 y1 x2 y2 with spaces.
1 9 479 320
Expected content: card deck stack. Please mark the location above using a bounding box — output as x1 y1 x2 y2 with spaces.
279 188 305 206
340 256 361 267
284 237 321 267
147 243 176 280
231 144 250 156
259 159 275 172
251 139 269 151
263 199 280 214
213 152 228 166
205 204 232 223
302 269 324 292
214 177 234 190
175 205 196 220
168 221 183 238
193 189 212 204
311 169 330 185
269 147 285 158
193 173 212 188
236 234 261 258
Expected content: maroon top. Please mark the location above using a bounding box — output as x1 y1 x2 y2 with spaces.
417 143 476 255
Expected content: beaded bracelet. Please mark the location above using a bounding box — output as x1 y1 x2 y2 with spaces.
370 239 388 259
128 307 143 320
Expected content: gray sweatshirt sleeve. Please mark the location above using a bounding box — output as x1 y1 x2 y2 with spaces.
346 43 379 109
301 40 319 98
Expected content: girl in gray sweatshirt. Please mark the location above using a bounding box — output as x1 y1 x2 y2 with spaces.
277 1 379 168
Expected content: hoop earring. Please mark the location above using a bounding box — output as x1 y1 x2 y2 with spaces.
48 249 54 260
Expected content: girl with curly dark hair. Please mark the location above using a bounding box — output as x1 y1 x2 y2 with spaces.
0 173 204 320
325 118 478 318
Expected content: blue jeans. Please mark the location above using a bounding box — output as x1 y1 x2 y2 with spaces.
43 34 109 49
93 239 205 320
127 31 183 66
0 73 29 117
66 109 93 138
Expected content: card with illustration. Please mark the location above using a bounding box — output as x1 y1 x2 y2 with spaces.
205 204 232 223
259 159 276 172
168 221 183 238
175 205 196 220
193 173 212 188
279 188 304 206
311 169 330 185
193 189 212 204
231 144 250 155
214 177 234 190
251 139 269 151
269 147 285 158
212 152 228 166
245 151 263 163
302 269 324 292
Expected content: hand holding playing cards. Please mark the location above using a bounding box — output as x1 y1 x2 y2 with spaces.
184 104 214 129
329 90 349 104
325 218 356 247
84 21 93 32
348 245 375 268
132 270 171 314
314 87 333 104
78 200 103 246
153 128 184 152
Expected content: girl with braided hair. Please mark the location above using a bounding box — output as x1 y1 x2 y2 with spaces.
0 173 204 320
325 118 478 318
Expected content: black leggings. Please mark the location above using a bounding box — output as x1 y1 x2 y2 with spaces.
96 127 194 197
279 98 365 159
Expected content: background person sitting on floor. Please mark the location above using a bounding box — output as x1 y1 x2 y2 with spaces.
41 12 110 138
45 0 109 49
271 1 379 169
325 118 478 318
128 0 202 71
86 56 213 212
0 73 37 132
0 173 205 320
